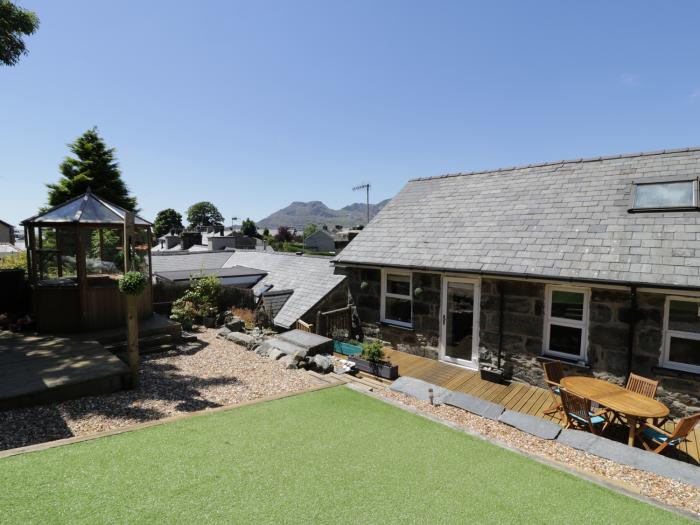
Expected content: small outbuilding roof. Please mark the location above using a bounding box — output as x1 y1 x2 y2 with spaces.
23 190 151 226
155 265 267 286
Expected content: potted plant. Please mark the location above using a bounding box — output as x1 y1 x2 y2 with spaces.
351 341 399 380
170 297 197 331
118 271 148 296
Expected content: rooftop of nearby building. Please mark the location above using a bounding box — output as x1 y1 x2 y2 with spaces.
334 147 700 288
152 250 345 328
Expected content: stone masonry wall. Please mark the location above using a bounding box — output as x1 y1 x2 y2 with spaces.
342 267 699 416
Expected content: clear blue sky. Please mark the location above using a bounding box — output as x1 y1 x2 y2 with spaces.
3 1 700 226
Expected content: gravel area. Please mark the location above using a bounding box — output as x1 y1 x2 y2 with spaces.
0 329 316 451
378 389 700 517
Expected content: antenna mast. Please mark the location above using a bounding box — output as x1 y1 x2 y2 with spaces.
352 183 371 225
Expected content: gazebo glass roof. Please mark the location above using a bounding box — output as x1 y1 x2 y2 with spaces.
24 191 151 226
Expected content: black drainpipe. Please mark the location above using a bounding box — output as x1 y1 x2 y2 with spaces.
497 281 504 370
627 285 638 375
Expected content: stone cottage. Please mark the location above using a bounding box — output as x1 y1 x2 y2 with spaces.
333 147 700 415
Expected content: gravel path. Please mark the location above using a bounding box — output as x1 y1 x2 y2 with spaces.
0 329 316 451
378 389 700 517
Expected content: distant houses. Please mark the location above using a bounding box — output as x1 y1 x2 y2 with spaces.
154 228 271 253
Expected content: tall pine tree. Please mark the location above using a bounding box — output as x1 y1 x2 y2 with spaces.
46 127 137 210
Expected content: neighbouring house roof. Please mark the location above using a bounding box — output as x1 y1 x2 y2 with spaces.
0 243 22 257
0 219 13 229
154 265 267 286
151 251 234 272
306 229 334 241
23 190 151 226
334 147 700 289
151 250 346 328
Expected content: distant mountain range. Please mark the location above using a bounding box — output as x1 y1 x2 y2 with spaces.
257 199 391 230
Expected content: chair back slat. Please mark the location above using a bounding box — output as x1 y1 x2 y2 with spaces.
626 373 658 398
560 389 591 424
543 361 564 386
671 412 700 440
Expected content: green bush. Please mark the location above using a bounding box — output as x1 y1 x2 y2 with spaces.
170 298 197 329
0 252 27 271
118 271 148 295
360 341 386 363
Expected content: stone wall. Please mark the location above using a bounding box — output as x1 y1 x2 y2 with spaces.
342 266 700 416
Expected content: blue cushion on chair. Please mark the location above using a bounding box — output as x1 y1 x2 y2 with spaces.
569 412 605 425
642 427 682 447
552 387 560 394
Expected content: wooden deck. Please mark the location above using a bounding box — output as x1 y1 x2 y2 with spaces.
384 348 700 466
0 331 130 410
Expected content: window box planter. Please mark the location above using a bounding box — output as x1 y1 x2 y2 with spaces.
333 340 362 357
351 356 399 380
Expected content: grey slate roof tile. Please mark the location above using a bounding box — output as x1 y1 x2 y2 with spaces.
334 149 700 288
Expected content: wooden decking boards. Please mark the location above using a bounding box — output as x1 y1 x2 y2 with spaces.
0 331 130 410
383 348 700 466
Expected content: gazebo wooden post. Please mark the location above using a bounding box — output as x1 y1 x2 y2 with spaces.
124 212 140 387
75 225 88 331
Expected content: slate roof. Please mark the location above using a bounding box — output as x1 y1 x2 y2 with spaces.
261 289 294 320
151 250 346 328
334 147 700 288
154 265 266 284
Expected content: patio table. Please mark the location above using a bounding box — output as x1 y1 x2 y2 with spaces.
560 376 669 446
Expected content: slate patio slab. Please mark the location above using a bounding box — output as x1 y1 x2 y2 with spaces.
389 377 449 404
444 391 505 421
498 410 562 440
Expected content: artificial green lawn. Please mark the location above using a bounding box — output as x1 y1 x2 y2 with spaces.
0 387 689 524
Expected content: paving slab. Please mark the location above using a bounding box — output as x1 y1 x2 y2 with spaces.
557 429 700 489
444 391 505 421
389 377 449 404
276 329 332 356
264 339 309 358
498 410 562 440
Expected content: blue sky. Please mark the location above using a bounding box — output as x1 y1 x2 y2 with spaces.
3 1 700 226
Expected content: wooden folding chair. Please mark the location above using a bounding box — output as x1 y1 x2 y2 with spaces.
612 373 660 426
559 388 611 435
638 413 700 455
626 373 658 398
542 361 564 416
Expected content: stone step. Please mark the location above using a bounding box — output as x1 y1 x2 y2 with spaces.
276 329 332 356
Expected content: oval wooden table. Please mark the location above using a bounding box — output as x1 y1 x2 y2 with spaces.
560 376 670 446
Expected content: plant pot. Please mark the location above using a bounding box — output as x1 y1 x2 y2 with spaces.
351 356 399 380
480 366 506 384
203 316 216 328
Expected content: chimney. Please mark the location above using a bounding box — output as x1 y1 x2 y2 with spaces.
165 235 181 249
181 231 202 250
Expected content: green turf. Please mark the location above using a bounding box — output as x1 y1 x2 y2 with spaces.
0 387 690 524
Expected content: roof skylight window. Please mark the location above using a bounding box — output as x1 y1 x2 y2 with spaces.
632 180 696 210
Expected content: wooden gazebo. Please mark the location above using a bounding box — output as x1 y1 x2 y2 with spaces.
22 190 153 333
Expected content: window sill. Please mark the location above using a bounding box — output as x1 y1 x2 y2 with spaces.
537 355 591 370
379 321 414 331
651 366 700 380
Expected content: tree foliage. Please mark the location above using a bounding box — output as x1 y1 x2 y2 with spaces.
187 201 223 228
46 127 137 210
303 223 317 238
153 208 183 238
274 226 293 242
240 218 258 238
0 0 39 66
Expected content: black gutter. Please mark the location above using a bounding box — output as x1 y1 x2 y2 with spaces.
331 261 700 293
627 285 638 375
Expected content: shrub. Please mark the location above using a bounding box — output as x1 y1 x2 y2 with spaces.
360 341 386 363
0 252 27 271
170 298 197 329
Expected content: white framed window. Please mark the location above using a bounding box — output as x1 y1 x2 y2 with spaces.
632 179 697 210
543 285 590 361
380 269 412 328
662 296 700 374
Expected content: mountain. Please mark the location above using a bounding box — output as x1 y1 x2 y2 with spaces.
257 199 390 230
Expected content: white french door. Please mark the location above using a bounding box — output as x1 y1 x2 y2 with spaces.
440 277 480 369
